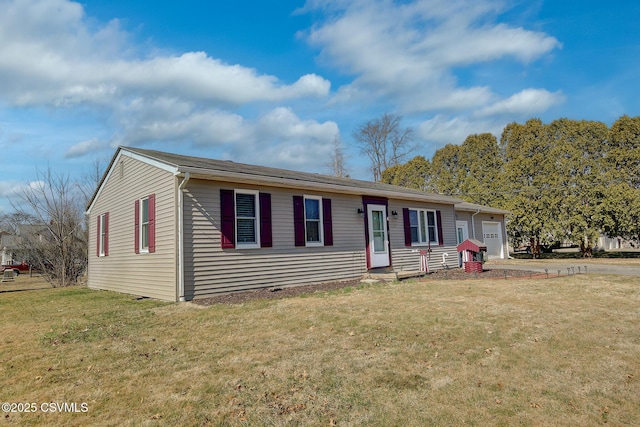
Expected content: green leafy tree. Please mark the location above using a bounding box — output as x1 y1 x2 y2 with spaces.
431 144 463 196
430 133 504 207
500 119 558 257
599 182 640 246
380 155 432 191
547 118 609 255
599 115 640 244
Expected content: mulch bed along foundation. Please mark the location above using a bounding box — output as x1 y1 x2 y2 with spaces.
190 267 543 306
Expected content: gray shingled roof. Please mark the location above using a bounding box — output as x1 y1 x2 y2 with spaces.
122 146 465 205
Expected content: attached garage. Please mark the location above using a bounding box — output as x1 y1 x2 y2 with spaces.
482 221 504 259
455 202 509 261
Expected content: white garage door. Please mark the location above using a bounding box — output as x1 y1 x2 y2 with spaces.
482 221 504 259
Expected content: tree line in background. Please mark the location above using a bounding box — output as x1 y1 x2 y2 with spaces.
376 115 640 256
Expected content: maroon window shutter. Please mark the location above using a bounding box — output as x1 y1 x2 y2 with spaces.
220 189 235 249
293 195 305 247
259 192 272 248
104 212 109 256
403 208 412 246
96 216 101 257
436 210 444 245
148 194 156 253
134 199 140 254
322 198 333 246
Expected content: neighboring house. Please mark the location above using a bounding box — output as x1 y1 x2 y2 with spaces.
1 231 19 265
86 147 509 302
1 225 53 266
596 234 636 251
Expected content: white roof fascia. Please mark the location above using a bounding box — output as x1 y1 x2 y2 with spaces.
121 149 178 174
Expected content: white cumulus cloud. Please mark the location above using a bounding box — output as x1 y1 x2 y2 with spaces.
475 89 566 117
417 114 506 149
0 0 331 108
302 0 561 114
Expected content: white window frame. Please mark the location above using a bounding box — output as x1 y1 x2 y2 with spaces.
99 213 107 257
140 197 150 253
408 208 438 246
234 189 260 249
304 195 324 247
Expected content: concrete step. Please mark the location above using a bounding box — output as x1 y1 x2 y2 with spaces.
362 269 425 282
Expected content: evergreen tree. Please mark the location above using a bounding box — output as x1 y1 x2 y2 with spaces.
380 155 432 191
500 119 558 257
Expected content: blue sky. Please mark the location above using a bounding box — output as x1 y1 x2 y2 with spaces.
1 0 639 213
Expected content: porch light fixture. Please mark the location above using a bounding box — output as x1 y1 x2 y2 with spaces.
357 208 364 217
391 210 398 216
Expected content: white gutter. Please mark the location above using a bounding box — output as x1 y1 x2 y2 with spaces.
177 172 190 302
471 209 480 240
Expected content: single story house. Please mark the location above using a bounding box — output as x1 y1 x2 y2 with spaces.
86 147 509 302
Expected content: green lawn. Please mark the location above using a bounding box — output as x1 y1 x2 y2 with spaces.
1 274 639 426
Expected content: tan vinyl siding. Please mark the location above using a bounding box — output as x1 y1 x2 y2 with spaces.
88 155 177 301
388 202 460 271
183 181 462 298
455 211 474 238
475 213 507 259
183 179 367 299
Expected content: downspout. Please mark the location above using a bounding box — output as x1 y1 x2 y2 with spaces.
504 216 513 259
471 209 480 240
177 172 190 302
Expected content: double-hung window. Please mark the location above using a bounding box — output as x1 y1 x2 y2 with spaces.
97 212 109 257
304 196 323 246
407 208 439 245
140 197 150 251
220 189 272 249
235 190 260 248
293 195 333 247
135 194 156 254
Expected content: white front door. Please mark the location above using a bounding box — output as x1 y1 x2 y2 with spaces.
367 204 390 268
482 221 504 259
456 220 469 267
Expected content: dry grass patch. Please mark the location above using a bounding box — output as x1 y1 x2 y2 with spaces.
498 257 640 267
1 275 639 426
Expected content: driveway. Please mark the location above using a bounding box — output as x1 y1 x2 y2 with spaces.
486 259 640 276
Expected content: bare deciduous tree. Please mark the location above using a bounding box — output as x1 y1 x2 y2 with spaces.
12 168 87 287
352 113 413 181
78 156 108 203
327 135 349 178
0 211 36 234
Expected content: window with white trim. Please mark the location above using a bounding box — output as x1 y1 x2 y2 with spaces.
140 197 150 252
97 212 109 257
409 209 438 245
99 213 107 256
235 190 260 249
304 195 323 246
134 194 155 254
